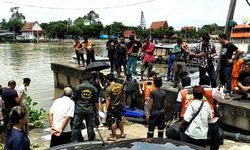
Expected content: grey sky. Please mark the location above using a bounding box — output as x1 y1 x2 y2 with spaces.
0 0 249 30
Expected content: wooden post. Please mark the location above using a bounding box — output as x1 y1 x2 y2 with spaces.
216 0 237 84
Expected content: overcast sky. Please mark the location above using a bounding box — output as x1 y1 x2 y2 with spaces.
0 0 249 30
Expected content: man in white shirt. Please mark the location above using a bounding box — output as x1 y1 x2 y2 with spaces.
181 85 212 148
49 87 75 147
18 78 31 104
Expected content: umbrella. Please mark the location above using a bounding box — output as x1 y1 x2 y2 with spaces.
84 61 110 72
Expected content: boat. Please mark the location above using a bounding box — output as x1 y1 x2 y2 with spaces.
231 24 250 39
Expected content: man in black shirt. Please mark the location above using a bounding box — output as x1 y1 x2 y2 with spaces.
146 77 167 141
218 33 242 98
237 61 250 99
116 36 128 77
2 80 22 126
106 35 118 73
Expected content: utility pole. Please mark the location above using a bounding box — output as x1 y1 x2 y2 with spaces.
216 0 237 84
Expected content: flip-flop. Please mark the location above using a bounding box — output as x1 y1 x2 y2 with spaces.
107 137 117 141
121 135 126 138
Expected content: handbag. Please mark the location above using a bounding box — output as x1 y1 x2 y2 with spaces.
212 86 225 102
166 120 180 140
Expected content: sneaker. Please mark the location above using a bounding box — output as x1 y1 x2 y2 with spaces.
224 93 230 99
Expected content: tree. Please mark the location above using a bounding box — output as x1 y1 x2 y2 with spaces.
83 10 99 25
47 21 67 39
0 19 8 29
7 7 26 35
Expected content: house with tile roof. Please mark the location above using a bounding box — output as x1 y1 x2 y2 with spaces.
150 21 168 31
18 21 44 40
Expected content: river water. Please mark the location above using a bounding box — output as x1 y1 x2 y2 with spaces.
0 41 248 111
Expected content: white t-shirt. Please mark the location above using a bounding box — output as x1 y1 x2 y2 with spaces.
176 86 192 103
50 96 75 132
18 84 27 101
184 100 212 140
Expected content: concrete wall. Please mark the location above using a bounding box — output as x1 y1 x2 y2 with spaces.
51 62 250 131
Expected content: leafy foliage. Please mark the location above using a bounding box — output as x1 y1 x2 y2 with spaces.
25 96 47 128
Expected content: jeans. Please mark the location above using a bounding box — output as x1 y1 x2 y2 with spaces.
220 66 232 94
141 62 153 75
209 120 220 150
167 67 174 80
109 56 116 73
76 52 84 66
147 112 165 138
199 65 217 88
125 91 136 109
127 56 137 76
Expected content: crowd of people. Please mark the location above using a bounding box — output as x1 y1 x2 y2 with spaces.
0 33 249 149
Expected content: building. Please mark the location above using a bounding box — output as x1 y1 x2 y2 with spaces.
231 24 250 39
0 30 14 41
181 26 196 31
18 21 44 41
123 30 135 38
150 21 168 31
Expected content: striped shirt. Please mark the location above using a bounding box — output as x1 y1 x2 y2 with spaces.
195 42 216 68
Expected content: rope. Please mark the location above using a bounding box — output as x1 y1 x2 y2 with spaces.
1 0 158 10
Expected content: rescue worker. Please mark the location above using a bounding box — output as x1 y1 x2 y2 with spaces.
105 74 125 141
74 38 84 67
200 75 221 150
82 36 95 65
141 71 157 121
174 75 192 120
71 71 99 142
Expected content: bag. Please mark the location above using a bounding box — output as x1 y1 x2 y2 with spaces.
166 120 180 140
127 43 135 55
212 86 225 102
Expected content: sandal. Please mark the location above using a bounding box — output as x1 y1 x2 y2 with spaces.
107 137 117 141
120 134 126 138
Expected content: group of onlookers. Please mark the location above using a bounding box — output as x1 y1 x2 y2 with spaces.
168 33 249 99
0 78 31 149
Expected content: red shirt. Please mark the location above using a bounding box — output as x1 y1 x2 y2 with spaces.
142 42 155 63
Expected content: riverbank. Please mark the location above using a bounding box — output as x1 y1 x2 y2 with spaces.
29 122 250 150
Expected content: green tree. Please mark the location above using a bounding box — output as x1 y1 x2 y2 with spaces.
0 19 8 29
7 7 26 35
83 10 99 25
47 21 67 39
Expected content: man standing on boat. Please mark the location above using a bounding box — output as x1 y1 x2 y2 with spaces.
191 33 217 88
218 33 242 99
74 38 84 67
173 38 189 87
116 36 128 77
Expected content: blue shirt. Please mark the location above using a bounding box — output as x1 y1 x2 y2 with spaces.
5 128 30 150
167 54 176 68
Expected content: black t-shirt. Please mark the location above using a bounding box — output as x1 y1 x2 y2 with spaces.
150 89 167 114
127 41 142 56
116 42 127 59
238 71 250 86
221 42 238 67
2 88 19 109
106 39 118 57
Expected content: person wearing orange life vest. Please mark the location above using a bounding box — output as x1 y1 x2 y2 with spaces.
73 38 84 67
174 76 192 120
141 71 157 118
200 75 221 150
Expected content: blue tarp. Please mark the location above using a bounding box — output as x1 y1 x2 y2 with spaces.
122 106 145 118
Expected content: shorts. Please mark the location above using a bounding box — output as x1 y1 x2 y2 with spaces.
106 106 124 128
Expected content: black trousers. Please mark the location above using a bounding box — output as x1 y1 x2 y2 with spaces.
76 52 84 66
109 57 116 72
86 53 95 65
125 91 136 109
50 131 71 147
180 131 206 148
71 112 96 142
199 66 216 88
147 112 165 138
209 121 220 150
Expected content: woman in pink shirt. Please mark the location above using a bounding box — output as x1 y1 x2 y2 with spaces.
141 39 155 80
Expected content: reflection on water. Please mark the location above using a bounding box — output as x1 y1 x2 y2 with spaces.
0 41 106 111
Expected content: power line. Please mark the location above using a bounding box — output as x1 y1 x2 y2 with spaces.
1 0 158 10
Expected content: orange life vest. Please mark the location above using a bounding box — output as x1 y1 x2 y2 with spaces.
180 88 194 118
143 81 155 100
203 87 215 118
